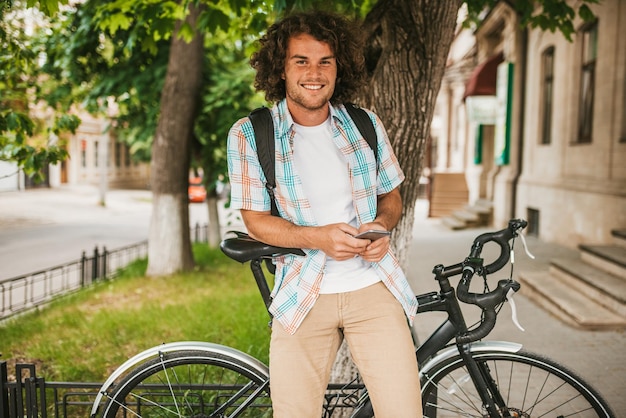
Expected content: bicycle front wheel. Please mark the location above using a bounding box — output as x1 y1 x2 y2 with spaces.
99 349 272 418
421 349 614 417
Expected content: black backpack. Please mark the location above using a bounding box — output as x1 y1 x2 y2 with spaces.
248 103 378 217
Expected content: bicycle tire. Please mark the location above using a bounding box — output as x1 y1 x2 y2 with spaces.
421 349 614 418
99 349 272 417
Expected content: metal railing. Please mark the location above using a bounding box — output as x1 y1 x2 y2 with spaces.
0 223 208 321
1 360 361 418
1 361 102 418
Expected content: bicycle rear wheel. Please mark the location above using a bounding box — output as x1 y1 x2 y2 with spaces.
421 349 614 418
99 349 272 417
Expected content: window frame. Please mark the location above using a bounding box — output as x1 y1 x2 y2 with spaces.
539 46 555 145
575 20 598 144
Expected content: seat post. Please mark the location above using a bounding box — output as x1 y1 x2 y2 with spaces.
250 259 273 313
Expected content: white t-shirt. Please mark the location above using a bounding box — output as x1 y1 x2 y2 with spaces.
292 117 380 294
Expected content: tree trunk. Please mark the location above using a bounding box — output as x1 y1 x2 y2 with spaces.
329 0 463 402
146 3 204 276
206 192 222 248
361 0 462 267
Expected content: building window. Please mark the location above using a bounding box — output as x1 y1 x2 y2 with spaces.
621 65 626 143
124 144 131 167
576 21 597 144
115 142 122 167
94 140 99 167
80 139 87 168
540 46 555 145
527 208 540 237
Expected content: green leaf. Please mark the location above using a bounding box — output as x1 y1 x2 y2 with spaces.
104 13 132 35
578 5 595 22
177 21 195 42
204 6 230 33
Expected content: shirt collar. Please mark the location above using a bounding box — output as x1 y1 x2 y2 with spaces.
275 99 347 138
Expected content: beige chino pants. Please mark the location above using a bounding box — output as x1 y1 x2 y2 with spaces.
269 281 422 417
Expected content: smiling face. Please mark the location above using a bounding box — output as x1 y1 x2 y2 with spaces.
283 33 337 125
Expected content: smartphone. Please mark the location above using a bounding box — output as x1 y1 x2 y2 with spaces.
354 230 391 240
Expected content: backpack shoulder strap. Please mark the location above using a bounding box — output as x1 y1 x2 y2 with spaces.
345 102 378 163
248 104 378 217
248 107 279 216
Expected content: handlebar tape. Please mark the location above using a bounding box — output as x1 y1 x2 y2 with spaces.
455 218 527 344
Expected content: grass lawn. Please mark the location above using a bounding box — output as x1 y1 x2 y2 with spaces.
0 244 272 382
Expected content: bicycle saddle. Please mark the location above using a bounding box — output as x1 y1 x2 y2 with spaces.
220 231 305 263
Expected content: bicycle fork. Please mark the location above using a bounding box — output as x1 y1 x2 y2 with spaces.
459 344 513 418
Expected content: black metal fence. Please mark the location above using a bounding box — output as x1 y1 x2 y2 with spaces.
0 223 209 321
1 361 101 418
0 223 210 418
0 241 149 321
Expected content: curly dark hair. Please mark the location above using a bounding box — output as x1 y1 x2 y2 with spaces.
250 11 367 104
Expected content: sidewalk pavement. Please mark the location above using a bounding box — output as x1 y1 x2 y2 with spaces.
1 186 624 413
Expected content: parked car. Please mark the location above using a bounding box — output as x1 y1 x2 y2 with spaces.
188 177 207 203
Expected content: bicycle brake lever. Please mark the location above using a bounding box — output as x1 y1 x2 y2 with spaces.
518 233 535 260
506 287 525 332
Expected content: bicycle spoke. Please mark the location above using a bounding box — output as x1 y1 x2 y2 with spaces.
423 371 483 417
100 350 272 418
158 353 183 416
421 350 613 418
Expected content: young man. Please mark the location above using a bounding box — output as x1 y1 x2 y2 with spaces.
227 11 422 417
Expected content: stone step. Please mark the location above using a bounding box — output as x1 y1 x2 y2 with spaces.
579 244 626 279
465 203 491 216
550 258 626 317
518 271 626 330
611 229 626 249
441 216 466 230
452 209 480 224
474 198 493 209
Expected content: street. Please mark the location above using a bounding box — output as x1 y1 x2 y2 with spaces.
0 185 213 279
0 185 624 414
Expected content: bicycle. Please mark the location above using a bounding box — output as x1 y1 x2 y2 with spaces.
89 218 615 417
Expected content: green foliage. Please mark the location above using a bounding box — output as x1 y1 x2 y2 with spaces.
0 1 79 182
465 0 599 41
275 0 374 17
37 0 274 179
24 0 67 16
0 245 271 382
192 12 269 195
1 0 598 185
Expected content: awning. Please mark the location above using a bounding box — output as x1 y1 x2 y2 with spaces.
463 52 504 100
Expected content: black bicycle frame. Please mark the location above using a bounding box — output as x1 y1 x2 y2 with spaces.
351 261 507 418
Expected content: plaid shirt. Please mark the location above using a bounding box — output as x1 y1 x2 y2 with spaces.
227 99 417 334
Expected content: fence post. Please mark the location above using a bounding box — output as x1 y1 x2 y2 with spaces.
92 246 99 282
0 361 9 418
102 246 108 279
80 251 87 287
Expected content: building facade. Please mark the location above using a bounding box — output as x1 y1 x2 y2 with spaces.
433 0 626 248
3 110 150 192
63 111 150 190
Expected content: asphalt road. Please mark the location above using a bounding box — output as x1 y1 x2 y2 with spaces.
0 186 212 279
1 185 624 414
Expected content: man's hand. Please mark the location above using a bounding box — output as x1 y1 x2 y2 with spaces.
240 210 369 259
316 223 368 261
354 222 391 262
